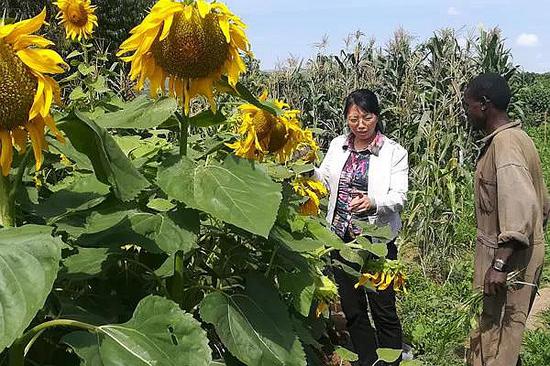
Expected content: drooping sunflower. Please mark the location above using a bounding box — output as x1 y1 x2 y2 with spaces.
355 259 407 293
54 0 98 41
313 275 338 318
118 0 250 115
0 9 67 176
227 92 319 163
291 176 328 216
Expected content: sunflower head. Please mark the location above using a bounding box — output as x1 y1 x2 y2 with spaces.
0 9 67 175
55 0 98 41
118 0 251 115
291 177 328 216
227 93 319 163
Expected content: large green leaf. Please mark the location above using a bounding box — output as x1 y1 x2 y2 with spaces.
60 247 115 280
64 296 212 366
0 225 62 351
200 274 306 366
94 96 178 129
279 272 315 317
77 211 197 255
156 156 197 207
63 331 103 366
194 157 281 238
58 111 149 201
270 226 324 253
376 348 402 363
189 108 227 128
159 156 281 238
35 173 110 221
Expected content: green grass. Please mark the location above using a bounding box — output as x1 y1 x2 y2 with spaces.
522 309 550 366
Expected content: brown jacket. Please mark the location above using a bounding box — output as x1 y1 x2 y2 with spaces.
475 121 549 253
469 121 549 366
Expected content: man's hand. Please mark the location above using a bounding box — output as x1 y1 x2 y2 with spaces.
484 267 507 296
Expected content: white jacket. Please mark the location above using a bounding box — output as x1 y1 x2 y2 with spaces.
314 134 409 239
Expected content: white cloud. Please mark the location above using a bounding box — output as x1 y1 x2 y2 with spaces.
447 6 460 16
516 33 539 47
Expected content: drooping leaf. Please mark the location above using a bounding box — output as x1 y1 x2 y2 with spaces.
355 236 388 258
65 296 212 366
189 108 227 128
270 226 324 253
193 157 282 238
58 111 150 201
334 346 359 362
61 247 116 280
147 198 176 212
0 225 62 351
200 274 306 366
305 220 345 250
94 96 178 129
376 348 402 363
35 173 110 221
63 331 103 366
279 272 315 317
353 221 393 241
78 211 197 256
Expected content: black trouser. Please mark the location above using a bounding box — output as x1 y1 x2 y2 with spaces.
331 239 403 366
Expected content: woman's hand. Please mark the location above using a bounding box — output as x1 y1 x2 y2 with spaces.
349 192 374 214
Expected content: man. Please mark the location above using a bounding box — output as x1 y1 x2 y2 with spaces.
463 72 550 366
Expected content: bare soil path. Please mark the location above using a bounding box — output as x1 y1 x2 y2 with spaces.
526 286 550 330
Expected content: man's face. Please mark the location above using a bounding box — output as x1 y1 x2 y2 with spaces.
463 91 485 130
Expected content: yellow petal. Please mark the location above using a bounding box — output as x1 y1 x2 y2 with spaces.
11 128 28 154
196 0 212 18
0 130 13 176
17 49 67 74
159 14 174 41
3 8 46 45
218 16 230 43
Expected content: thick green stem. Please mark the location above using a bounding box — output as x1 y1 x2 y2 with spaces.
169 111 190 304
0 174 14 228
9 319 96 366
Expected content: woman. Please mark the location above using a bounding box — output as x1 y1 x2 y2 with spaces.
314 89 408 366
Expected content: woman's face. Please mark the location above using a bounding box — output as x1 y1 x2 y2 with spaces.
346 104 378 140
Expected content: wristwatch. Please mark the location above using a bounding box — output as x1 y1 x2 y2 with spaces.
492 258 508 272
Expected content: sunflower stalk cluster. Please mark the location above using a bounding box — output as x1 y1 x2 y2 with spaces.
0 2 402 365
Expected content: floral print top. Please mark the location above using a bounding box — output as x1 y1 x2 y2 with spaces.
331 131 385 239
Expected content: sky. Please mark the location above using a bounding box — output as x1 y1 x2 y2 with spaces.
223 0 549 73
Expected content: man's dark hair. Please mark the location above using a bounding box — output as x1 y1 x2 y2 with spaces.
343 89 380 117
466 73 511 111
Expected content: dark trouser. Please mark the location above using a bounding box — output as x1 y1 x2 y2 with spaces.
332 239 403 366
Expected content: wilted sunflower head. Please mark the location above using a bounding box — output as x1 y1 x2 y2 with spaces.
227 92 319 163
291 177 327 216
54 0 98 41
0 9 67 176
118 0 251 115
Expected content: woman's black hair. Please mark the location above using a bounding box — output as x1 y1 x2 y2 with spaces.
343 89 383 132
343 89 380 117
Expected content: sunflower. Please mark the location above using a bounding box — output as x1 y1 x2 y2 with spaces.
0 10 67 176
292 176 327 216
227 92 319 163
313 275 338 318
118 0 250 115
355 259 407 293
54 0 98 41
